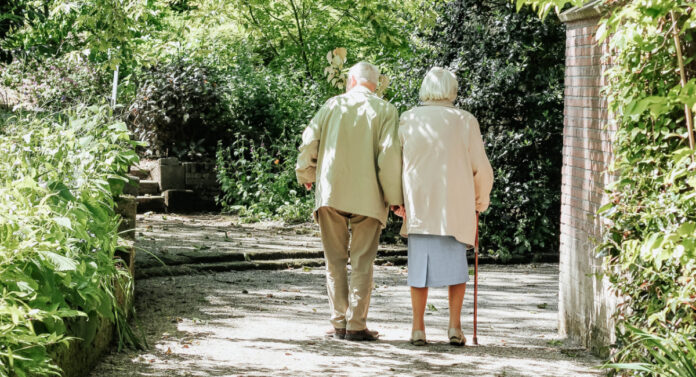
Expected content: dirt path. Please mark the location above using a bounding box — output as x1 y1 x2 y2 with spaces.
91 262 604 376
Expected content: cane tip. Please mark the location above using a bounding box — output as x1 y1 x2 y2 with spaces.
472 337 479 346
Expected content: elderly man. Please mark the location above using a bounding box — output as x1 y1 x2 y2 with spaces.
296 62 403 341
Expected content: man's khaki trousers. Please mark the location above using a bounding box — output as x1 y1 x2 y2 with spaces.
316 206 381 331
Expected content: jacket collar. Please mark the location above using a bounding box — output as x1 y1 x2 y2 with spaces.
348 85 375 94
422 99 455 107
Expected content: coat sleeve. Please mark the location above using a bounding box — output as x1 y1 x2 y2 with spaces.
295 104 326 185
468 116 494 212
377 105 403 206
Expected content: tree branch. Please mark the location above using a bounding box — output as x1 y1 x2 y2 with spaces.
289 0 312 79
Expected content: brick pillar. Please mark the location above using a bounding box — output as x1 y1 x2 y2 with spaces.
558 2 615 356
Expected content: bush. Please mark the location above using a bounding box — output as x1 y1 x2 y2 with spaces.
126 58 231 159
215 63 326 223
592 0 696 373
0 105 141 376
215 134 313 223
0 54 110 111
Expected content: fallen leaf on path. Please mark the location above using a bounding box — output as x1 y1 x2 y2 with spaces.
537 303 548 309
266 293 274 298
183 345 189 349
165 348 172 355
285 352 292 356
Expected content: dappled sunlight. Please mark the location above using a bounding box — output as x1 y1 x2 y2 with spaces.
91 264 602 377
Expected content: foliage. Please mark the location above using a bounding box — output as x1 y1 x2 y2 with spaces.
593 0 696 373
0 53 109 110
603 324 696 377
516 0 696 372
513 0 582 18
0 105 142 376
226 0 434 79
215 64 325 222
409 0 566 260
216 134 313 223
126 58 231 158
0 0 49 62
1 0 162 70
324 47 348 90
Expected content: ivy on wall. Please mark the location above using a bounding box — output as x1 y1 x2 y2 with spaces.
516 0 696 374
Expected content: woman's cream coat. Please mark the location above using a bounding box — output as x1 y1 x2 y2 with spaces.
399 100 494 246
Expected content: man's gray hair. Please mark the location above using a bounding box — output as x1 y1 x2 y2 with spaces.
348 62 380 86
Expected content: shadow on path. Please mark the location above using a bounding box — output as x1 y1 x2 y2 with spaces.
91 263 602 377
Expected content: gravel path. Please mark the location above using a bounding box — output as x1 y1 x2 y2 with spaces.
91 263 604 377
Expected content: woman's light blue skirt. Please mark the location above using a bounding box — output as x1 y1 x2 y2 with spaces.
407 234 471 288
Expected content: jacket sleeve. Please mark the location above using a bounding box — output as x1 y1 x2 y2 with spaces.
377 105 403 206
469 116 494 212
295 105 326 185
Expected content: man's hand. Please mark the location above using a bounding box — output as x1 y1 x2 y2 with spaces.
304 183 313 191
390 205 406 218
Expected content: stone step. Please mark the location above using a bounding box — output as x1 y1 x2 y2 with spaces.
137 247 408 269
135 256 409 279
123 175 140 196
139 180 160 195
130 167 151 180
136 195 166 213
133 250 559 279
163 189 195 212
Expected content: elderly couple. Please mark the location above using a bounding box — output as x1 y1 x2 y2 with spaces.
295 62 494 346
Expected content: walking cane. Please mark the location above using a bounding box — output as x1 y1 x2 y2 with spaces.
473 212 479 345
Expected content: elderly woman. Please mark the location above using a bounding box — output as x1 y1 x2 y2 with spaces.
396 67 494 346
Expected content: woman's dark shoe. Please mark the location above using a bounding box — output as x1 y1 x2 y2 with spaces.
448 328 466 346
410 330 427 346
345 329 379 341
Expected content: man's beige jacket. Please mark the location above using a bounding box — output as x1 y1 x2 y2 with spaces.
295 85 403 226
399 100 494 246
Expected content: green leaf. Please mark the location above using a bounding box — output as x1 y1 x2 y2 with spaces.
41 251 78 272
54 217 72 230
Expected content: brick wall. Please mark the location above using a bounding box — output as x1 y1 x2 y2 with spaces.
559 4 616 356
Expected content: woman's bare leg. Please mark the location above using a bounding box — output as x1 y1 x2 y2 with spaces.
410 287 428 332
448 283 467 329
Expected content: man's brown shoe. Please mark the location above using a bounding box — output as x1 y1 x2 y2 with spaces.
345 329 379 341
326 328 346 339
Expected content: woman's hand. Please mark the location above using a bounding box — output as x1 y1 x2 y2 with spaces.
390 205 406 218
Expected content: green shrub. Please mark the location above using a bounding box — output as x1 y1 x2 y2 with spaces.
592 0 696 373
603 324 696 377
215 134 313 223
126 58 231 159
215 63 326 223
0 105 141 376
0 55 110 111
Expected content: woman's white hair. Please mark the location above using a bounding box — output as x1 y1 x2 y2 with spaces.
419 67 458 102
348 61 380 85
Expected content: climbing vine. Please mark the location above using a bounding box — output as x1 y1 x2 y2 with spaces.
516 0 696 374
596 1 696 374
